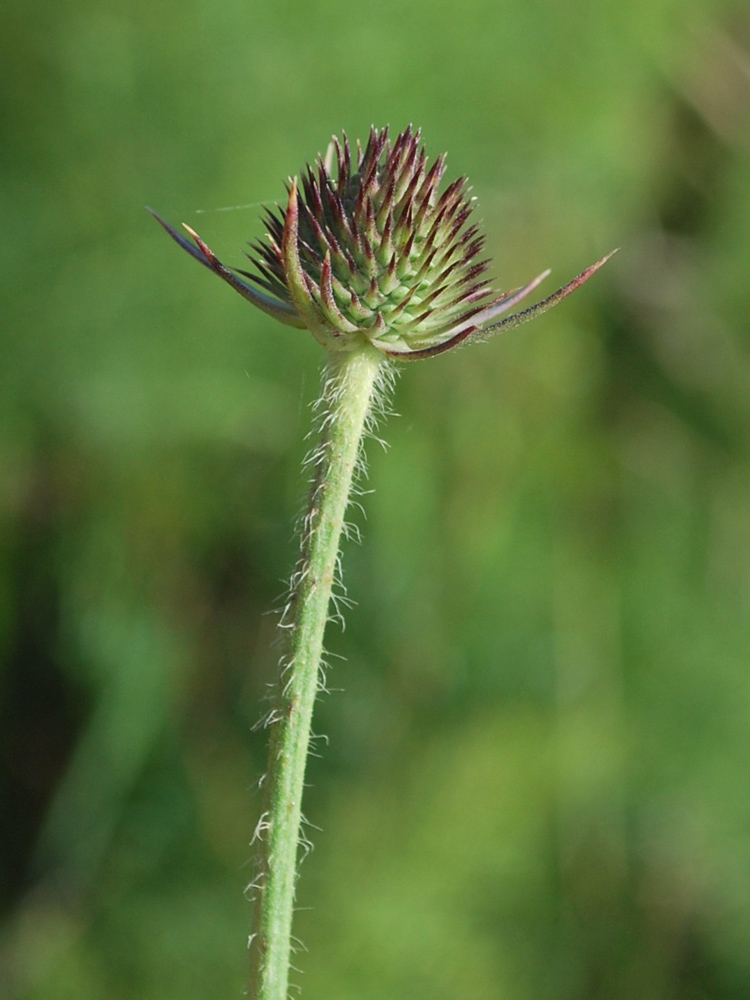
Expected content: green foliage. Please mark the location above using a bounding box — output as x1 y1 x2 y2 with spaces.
3 0 750 997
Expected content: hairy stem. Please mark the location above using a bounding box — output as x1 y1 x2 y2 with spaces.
249 345 385 1000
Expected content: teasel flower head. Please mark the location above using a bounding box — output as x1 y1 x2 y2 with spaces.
149 126 615 360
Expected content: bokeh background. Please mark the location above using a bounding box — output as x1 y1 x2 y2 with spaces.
3 0 750 997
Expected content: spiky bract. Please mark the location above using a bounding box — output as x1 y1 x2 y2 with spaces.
250 125 501 355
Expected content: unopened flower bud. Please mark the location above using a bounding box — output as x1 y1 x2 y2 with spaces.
150 126 615 360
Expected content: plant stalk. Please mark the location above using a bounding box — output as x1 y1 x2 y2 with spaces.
248 344 384 1000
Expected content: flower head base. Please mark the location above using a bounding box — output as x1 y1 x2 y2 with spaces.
150 126 615 359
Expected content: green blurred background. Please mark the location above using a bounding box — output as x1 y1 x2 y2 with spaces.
3 0 750 997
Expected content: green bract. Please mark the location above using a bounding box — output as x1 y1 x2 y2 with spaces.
150 126 614 359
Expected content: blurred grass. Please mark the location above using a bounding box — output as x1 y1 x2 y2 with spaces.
3 0 750 998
